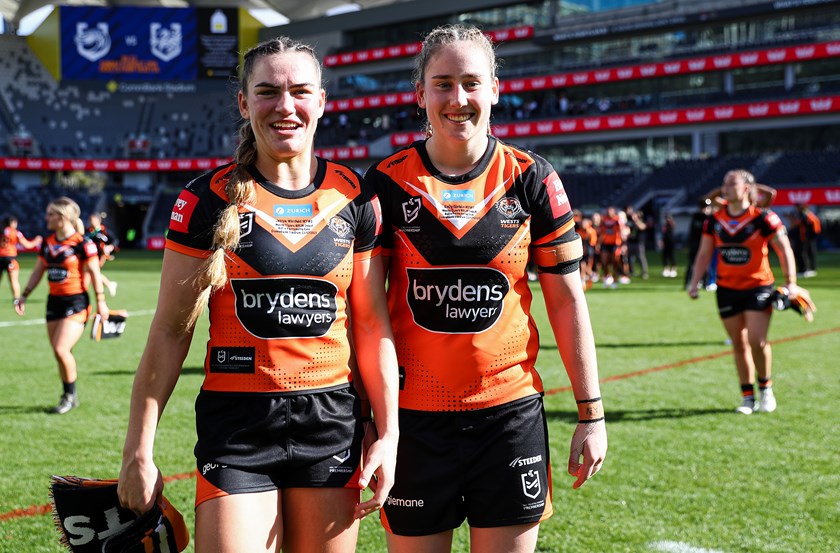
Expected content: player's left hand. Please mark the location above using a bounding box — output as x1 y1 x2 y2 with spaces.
354 422 397 519
568 419 607 489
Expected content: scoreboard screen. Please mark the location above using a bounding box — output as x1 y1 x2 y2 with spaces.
60 6 239 80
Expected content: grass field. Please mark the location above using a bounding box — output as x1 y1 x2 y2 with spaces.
1 249 837 553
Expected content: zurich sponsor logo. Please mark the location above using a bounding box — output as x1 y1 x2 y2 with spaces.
442 189 475 203
274 204 313 218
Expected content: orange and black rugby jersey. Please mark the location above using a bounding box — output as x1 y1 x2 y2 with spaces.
0 227 23 257
598 215 622 246
39 233 98 296
166 160 381 394
365 137 576 412
703 205 783 290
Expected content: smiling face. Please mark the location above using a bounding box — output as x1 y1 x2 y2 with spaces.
416 40 499 147
238 51 325 164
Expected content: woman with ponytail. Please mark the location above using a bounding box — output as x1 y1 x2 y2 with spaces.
14 196 109 414
118 37 399 552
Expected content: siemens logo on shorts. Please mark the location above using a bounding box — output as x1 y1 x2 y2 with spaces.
231 277 338 339
719 246 751 265
406 267 509 333
386 496 424 508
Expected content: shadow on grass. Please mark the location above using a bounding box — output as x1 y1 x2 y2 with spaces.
93 366 205 376
0 404 61 415
545 407 731 423
540 340 726 350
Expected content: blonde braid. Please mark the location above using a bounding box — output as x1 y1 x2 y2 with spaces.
184 122 258 328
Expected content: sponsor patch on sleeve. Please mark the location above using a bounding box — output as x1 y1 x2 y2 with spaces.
544 171 571 219
84 241 99 258
170 189 199 234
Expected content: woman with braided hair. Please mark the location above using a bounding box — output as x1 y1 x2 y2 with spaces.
118 36 399 552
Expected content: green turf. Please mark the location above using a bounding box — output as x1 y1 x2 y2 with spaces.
1 250 837 552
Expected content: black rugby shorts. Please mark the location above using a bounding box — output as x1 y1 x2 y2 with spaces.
381 395 553 536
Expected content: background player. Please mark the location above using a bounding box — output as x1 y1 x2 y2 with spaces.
1 215 41 306
688 169 798 414
14 197 110 414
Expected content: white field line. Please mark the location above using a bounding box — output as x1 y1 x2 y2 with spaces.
650 541 726 553
0 309 156 328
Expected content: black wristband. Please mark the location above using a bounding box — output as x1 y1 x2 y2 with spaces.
576 397 602 404
578 417 605 424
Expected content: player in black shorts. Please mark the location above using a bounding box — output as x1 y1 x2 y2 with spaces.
688 169 807 414
14 198 110 414
365 25 606 553
117 37 399 552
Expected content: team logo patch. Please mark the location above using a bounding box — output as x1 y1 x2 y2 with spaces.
496 197 522 218
150 22 182 62
520 470 541 500
402 197 421 224
328 216 351 238
74 22 111 62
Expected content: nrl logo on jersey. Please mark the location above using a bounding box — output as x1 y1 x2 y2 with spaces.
402 197 422 224
239 212 254 238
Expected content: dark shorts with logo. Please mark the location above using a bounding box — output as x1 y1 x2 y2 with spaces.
381 395 553 536
0 256 18 273
46 293 90 322
716 285 774 318
194 385 364 507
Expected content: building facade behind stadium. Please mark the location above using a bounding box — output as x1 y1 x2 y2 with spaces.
1 0 839 248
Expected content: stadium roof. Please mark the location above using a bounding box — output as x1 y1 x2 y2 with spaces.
3 0 406 28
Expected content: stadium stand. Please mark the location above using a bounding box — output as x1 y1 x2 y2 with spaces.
1 0 840 247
